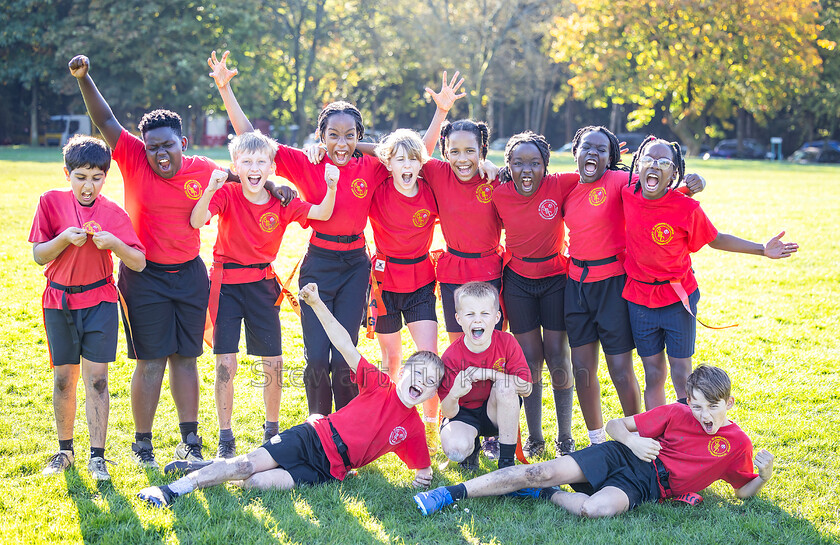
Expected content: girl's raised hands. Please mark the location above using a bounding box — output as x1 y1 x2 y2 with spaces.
426 70 466 113
208 50 238 88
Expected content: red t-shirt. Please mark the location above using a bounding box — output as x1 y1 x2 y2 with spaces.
112 130 221 264
421 158 502 283
563 169 629 282
438 330 532 409
312 357 430 480
273 146 389 251
207 183 312 284
29 189 144 310
634 403 757 495
369 179 438 292
493 173 577 279
622 186 718 308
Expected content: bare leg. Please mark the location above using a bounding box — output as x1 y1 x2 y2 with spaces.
53 365 81 441
377 331 403 381
81 359 109 449
168 354 200 422
214 353 238 430
640 352 668 410
241 467 295 490
261 356 283 422
514 328 545 442
184 447 277 490
604 351 641 417
440 420 479 463
131 357 166 433
668 355 692 400
486 380 521 446
462 456 586 497
572 342 602 430
406 320 440 419
549 485 630 517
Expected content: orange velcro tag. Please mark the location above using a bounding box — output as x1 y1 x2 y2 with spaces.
515 427 529 465
204 264 225 348
669 280 738 330
274 257 302 317
670 492 703 506
115 282 139 358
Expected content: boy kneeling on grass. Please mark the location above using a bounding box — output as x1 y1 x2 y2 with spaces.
138 283 443 507
415 365 773 517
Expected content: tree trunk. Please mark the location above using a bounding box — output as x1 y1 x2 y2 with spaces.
564 97 575 143
30 83 38 147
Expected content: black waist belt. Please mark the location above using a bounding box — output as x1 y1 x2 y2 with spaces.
652 458 673 499
145 259 193 272
222 262 271 270
49 277 112 347
636 278 671 286
513 252 558 263
446 246 496 259
315 232 362 244
328 420 352 470
571 255 619 304
381 253 429 265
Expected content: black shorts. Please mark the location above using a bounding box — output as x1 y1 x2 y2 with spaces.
44 302 118 365
442 399 500 437
628 289 700 358
118 257 209 360
502 267 566 334
564 275 635 355
214 279 283 356
261 423 336 486
568 441 661 510
375 281 437 334
440 278 504 334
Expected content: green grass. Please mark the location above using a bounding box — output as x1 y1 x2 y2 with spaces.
1 146 838 544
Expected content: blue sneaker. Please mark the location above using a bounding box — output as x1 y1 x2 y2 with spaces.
414 487 454 515
505 487 541 499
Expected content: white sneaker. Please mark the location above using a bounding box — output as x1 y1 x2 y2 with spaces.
87 456 115 481
42 450 74 475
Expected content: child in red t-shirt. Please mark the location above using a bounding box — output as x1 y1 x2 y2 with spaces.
415 365 774 517
492 131 579 458
30 136 146 481
190 131 338 459
438 282 532 470
623 137 798 409
137 282 443 508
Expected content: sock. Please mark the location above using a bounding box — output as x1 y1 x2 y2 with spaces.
59 439 74 453
540 486 560 501
553 386 574 440
587 427 607 445
167 476 197 497
135 432 152 443
179 422 198 443
523 381 544 441
90 447 105 459
219 428 234 442
445 483 468 501
499 442 516 462
264 421 279 437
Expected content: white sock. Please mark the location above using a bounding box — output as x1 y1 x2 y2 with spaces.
588 427 607 445
168 476 197 496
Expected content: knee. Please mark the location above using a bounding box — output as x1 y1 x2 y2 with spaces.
215 361 237 384
231 457 256 480
579 498 618 519
54 374 75 394
91 376 108 395
441 435 473 463
492 379 518 401
522 463 556 487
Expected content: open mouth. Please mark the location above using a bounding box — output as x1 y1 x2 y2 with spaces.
157 157 171 172
80 190 93 201
645 173 660 192
456 164 473 177
520 175 533 192
247 174 262 187
702 420 715 433
401 172 414 185
583 159 598 177
333 150 349 164
409 386 422 399
470 327 485 341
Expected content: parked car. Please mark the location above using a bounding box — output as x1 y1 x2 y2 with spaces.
788 144 840 164
702 139 767 160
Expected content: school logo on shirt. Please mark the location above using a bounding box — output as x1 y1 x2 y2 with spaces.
652 222 674 245
82 220 102 234
389 426 407 445
351 178 368 199
491 358 506 372
588 187 607 206
412 208 432 228
259 212 280 233
184 180 203 200
708 436 730 457
538 198 558 220
475 182 493 204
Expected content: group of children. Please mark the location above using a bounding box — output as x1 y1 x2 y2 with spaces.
28 50 797 517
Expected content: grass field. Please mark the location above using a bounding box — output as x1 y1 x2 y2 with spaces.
0 146 838 544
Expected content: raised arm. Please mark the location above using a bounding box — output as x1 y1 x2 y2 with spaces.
299 283 361 373
208 50 255 135
734 449 774 499
708 230 799 258
190 169 228 228
423 70 466 155
306 164 338 220
68 55 124 149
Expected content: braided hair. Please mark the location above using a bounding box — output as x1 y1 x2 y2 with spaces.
317 101 365 158
629 136 686 193
571 125 628 171
498 131 551 184
439 119 489 160
138 109 182 137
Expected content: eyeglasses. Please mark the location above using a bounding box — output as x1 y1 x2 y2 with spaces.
637 156 675 170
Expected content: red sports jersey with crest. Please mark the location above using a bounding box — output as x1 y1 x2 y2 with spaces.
368 178 439 292
634 402 757 495
421 158 502 283
112 130 220 264
493 173 577 279
29 189 144 309
438 330 531 409
207 183 311 284
621 186 718 308
273 146 389 251
312 357 430 480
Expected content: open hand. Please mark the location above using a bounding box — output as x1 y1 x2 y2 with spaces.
763 231 798 259
68 55 90 79
304 143 327 165
208 50 238 88
425 71 466 112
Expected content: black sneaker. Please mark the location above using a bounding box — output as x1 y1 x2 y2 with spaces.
522 437 545 458
481 436 500 460
131 439 159 469
138 484 175 508
216 438 236 459
263 425 278 443
555 437 576 457
174 432 204 462
164 459 213 475
458 447 480 472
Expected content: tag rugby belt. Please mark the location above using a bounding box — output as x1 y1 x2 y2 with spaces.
446 246 499 259
315 232 362 244
512 252 559 263
377 253 429 265
49 277 113 348
635 277 737 330
571 255 619 305
328 419 353 470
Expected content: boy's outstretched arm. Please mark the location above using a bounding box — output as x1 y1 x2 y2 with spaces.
299 283 361 373
606 416 662 462
68 55 124 149
423 70 466 155
708 230 799 258
734 449 774 499
208 50 255 135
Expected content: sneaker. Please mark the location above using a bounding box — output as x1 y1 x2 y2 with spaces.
555 437 576 457
263 425 279 443
131 439 159 469
87 456 115 481
505 487 542 499
216 438 236 459
137 484 175 508
481 436 500 460
164 459 213 475
414 486 454 516
174 432 204 462
522 437 545 458
424 420 440 455
42 450 74 475
458 447 480 472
